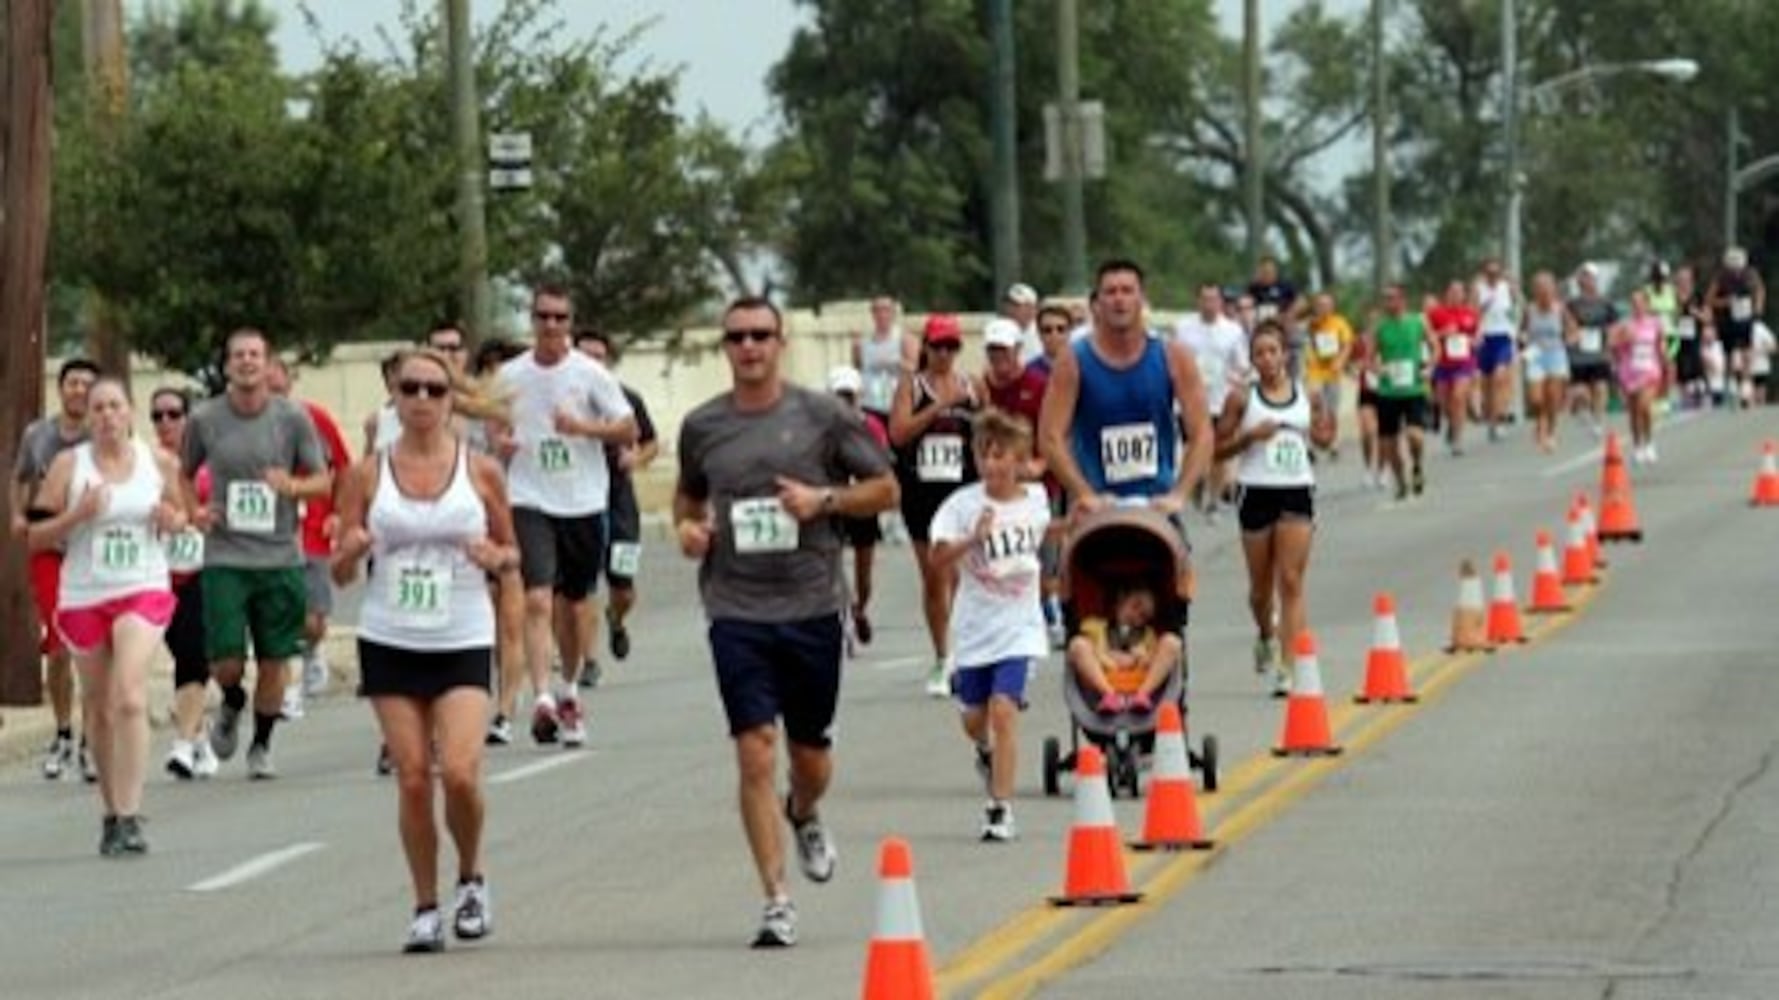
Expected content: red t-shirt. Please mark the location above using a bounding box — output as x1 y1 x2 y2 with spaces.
299 401 352 557
1426 305 1480 368
987 367 1048 430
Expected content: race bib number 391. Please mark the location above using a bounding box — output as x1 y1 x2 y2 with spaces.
1100 423 1159 485
387 551 451 625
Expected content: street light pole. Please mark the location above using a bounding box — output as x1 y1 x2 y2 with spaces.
1501 0 1521 286
1056 0 1086 293
988 0 1021 295
1725 107 1740 249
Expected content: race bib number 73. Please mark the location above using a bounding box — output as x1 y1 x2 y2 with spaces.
731 498 798 555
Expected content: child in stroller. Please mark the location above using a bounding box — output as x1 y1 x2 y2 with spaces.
1067 584 1181 716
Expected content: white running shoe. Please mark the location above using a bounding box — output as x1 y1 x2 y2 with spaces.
452 877 492 940
924 658 953 698
1645 442 1659 464
246 744 277 780
403 908 446 954
302 654 329 697
165 740 196 780
980 800 1017 843
193 739 220 779
751 898 797 949
785 797 836 883
558 698 587 748
280 684 305 721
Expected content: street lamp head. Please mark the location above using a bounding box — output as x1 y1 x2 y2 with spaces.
1646 58 1699 82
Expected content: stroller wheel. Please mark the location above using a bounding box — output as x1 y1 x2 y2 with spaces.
1199 734 1220 794
1042 736 1063 797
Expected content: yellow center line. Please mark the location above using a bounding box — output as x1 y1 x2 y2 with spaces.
937 581 1605 998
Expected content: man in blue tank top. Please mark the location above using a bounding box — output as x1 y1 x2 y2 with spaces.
1039 259 1215 516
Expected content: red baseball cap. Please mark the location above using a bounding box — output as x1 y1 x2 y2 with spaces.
924 314 962 344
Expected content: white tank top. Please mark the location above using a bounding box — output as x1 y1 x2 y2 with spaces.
358 445 495 651
60 440 173 610
858 332 904 414
1236 381 1316 489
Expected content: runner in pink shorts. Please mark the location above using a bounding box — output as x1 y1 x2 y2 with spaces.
26 378 186 857
1614 289 1667 465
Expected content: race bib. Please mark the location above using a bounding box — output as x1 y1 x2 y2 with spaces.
1099 423 1159 485
1446 334 1472 361
1578 327 1604 354
1314 332 1340 358
979 519 1043 580
1265 434 1309 477
1632 343 1659 368
386 549 451 626
538 437 574 475
915 434 965 483
1732 296 1754 322
92 524 150 583
1677 317 1698 340
609 541 642 578
1257 303 1279 322
226 481 276 535
1383 360 1416 390
730 498 798 555
165 529 205 573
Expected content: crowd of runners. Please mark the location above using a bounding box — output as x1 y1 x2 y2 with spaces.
7 247 1771 950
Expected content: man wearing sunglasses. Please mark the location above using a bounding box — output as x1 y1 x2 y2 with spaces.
182 328 331 780
675 296 897 948
497 285 635 750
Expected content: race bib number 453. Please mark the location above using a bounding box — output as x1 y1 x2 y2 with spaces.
1100 423 1159 485
226 481 276 535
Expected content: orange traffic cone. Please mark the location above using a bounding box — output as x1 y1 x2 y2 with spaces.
1527 530 1570 614
1356 592 1417 704
1445 559 1493 654
1561 506 1597 587
1049 744 1143 906
1601 432 1630 496
1597 483 1643 543
1574 492 1607 570
861 838 935 1000
1750 441 1779 507
1129 703 1214 851
1273 631 1342 757
1486 551 1527 644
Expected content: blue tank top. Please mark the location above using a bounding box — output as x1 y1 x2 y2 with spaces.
1070 337 1178 497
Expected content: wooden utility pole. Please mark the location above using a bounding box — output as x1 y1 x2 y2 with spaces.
81 0 129 384
0 0 55 705
445 0 490 340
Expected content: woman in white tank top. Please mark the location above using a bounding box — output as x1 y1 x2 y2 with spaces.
27 379 187 857
1214 321 1334 697
331 347 518 953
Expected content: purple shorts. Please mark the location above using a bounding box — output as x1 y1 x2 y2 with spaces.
952 657 1031 708
1434 363 1478 386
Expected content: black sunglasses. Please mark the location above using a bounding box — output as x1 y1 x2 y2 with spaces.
928 340 961 353
432 342 467 353
150 409 186 423
398 379 452 400
1039 323 1069 334
723 328 777 345
533 310 571 323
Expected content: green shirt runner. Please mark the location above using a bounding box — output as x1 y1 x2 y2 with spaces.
1374 314 1428 399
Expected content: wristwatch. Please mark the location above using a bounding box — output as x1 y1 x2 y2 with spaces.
820 488 838 514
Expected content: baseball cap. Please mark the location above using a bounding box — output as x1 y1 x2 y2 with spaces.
983 318 1022 350
1725 247 1749 269
924 314 963 344
1004 283 1038 306
827 365 863 395
1577 262 1600 280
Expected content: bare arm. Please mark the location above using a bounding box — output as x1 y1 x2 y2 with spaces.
464 455 520 575
1212 392 1251 462
1037 346 1099 507
24 453 91 553
887 372 922 447
329 459 375 587
1166 341 1213 507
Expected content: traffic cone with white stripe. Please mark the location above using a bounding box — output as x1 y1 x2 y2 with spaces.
1527 530 1570 614
1562 505 1597 586
1750 441 1779 507
1049 745 1143 906
1445 559 1493 654
1486 551 1528 644
1574 491 1607 571
1129 703 1214 852
1356 592 1416 704
861 838 934 1000
1272 631 1342 757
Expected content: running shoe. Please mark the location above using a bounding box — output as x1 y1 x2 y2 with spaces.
302 653 330 697
1270 665 1291 699
42 733 74 780
98 816 121 857
452 877 492 940
530 695 560 745
924 660 951 699
280 683 305 721
852 607 873 646
212 703 242 761
166 740 196 780
247 744 277 780
403 908 446 954
485 715 513 747
1411 464 1426 497
1646 442 1659 464
980 800 1017 843
1251 636 1274 674
751 898 797 949
606 606 631 661
80 740 98 784
1046 619 1068 651
558 698 587 748
784 796 836 883
1126 690 1155 714
194 739 220 779
114 815 148 855
375 743 394 777
577 658 601 690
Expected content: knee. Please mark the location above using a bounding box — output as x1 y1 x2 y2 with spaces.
1277 567 1306 598
439 763 480 803
523 591 553 619
735 729 777 785
395 767 433 803
987 697 1018 729
109 686 148 723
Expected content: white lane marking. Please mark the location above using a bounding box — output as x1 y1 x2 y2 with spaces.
1539 411 1700 479
488 752 587 785
187 842 326 893
868 655 930 673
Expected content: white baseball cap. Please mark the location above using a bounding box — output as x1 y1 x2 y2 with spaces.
1004 283 1039 306
983 318 1023 350
827 365 863 395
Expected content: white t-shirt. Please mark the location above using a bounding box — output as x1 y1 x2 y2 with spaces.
929 483 1050 669
1474 279 1516 335
1173 313 1250 411
1017 321 1043 362
499 350 634 516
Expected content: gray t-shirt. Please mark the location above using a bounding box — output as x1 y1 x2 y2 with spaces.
1567 297 1618 367
183 394 324 569
13 418 89 512
677 384 891 623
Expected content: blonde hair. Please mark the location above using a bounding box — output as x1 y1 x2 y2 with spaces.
394 347 512 425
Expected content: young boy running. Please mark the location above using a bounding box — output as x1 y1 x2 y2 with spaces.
928 409 1051 842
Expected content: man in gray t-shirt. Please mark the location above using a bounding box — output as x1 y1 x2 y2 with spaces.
181 328 330 780
674 297 898 949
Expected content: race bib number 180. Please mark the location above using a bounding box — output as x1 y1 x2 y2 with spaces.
92 525 149 583
1099 423 1159 485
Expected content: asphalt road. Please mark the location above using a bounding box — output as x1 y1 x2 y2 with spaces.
1 408 1773 1000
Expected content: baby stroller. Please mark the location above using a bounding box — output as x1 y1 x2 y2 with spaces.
1041 504 1219 798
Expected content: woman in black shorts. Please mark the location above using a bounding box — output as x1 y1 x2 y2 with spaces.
890 315 985 696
